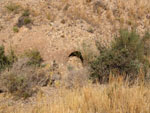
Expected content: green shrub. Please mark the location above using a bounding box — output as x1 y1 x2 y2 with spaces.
1 71 34 99
5 73 33 98
13 26 19 33
25 50 43 66
24 17 32 25
16 10 32 28
22 9 30 17
87 27 94 33
78 41 98 64
0 64 49 99
90 29 150 83
0 46 9 70
0 46 17 71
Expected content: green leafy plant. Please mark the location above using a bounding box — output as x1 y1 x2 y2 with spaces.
90 29 150 83
13 26 19 33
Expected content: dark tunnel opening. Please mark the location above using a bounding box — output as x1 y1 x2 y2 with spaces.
68 51 84 63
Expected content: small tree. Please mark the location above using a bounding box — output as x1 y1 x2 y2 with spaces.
90 29 150 83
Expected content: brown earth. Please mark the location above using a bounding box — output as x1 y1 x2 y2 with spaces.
1 0 150 65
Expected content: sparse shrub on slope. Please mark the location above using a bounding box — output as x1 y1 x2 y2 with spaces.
24 49 43 67
90 29 150 83
7 48 17 65
0 46 9 71
23 17 32 25
22 9 30 17
0 48 47 99
2 71 33 99
0 46 16 71
0 59 49 99
16 9 32 28
13 26 19 33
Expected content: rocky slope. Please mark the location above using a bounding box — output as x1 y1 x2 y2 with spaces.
1 0 150 64
0 0 150 111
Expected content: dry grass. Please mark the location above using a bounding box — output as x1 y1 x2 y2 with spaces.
5 2 22 14
1 79 150 113
62 0 150 28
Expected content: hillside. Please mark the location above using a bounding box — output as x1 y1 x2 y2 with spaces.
1 0 150 63
0 0 150 113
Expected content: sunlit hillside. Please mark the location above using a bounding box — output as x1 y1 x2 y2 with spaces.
0 0 150 113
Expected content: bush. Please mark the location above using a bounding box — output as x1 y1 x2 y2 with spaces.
24 17 32 25
0 63 49 99
25 50 43 66
2 72 33 99
13 26 19 33
17 15 32 28
0 48 48 99
90 29 150 83
0 46 16 71
22 9 30 17
0 46 9 71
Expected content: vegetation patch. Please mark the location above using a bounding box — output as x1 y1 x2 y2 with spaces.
23 17 32 25
1 66 49 99
87 27 94 33
24 50 43 67
0 46 16 71
90 29 150 83
22 9 30 17
16 9 32 28
5 3 21 13
13 26 19 33
2 72 33 99
0 57 48 99
0 47 45 99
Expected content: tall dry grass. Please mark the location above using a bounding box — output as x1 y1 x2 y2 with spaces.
2 79 150 113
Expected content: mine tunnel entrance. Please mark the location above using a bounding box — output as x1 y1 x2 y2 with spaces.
68 51 84 63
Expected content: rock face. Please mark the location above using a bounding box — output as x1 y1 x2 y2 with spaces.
0 0 150 79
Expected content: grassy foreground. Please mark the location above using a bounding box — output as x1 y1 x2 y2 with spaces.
1 79 150 113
